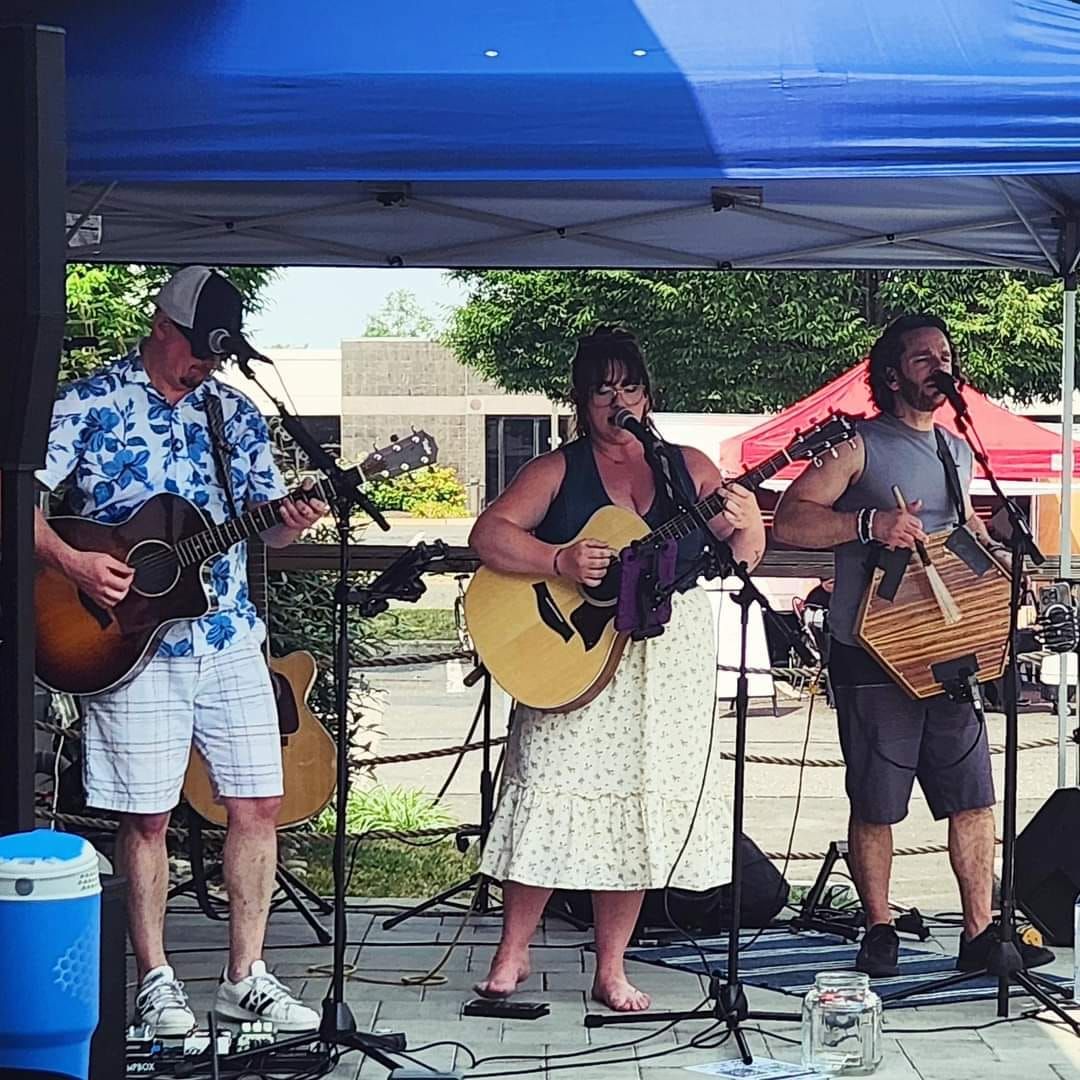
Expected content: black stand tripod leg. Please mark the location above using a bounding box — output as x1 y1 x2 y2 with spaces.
168 810 227 920
276 860 333 914
273 865 331 945
790 840 860 940
382 670 503 929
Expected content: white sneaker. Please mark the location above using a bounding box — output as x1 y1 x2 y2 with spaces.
134 965 196 1037
214 960 320 1032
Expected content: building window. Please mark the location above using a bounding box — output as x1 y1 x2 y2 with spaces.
485 416 569 503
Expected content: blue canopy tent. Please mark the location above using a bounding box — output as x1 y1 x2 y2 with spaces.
5 0 1080 824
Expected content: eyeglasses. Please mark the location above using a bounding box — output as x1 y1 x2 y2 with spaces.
592 383 645 406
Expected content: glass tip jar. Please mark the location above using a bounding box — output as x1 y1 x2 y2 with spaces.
801 971 883 1075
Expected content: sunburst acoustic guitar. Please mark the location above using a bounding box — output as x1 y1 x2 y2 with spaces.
464 417 855 712
35 430 438 696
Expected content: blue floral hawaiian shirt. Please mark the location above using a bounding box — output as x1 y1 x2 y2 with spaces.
37 350 288 657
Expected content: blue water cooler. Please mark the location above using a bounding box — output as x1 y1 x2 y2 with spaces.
0 830 102 1080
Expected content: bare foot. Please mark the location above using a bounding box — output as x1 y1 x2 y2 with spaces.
591 976 651 1012
473 953 531 999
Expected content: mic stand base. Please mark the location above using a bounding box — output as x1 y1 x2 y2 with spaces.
585 975 798 1065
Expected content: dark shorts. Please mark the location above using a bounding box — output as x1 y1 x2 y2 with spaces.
830 646 995 825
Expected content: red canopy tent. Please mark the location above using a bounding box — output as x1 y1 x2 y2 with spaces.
724 359 1077 484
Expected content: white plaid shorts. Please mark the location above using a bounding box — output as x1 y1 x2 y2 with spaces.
81 635 283 814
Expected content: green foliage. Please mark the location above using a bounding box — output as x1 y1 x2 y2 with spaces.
363 289 440 338
368 465 468 516
366 608 458 641
445 269 1066 409
62 264 278 381
303 839 478 898
315 785 457 835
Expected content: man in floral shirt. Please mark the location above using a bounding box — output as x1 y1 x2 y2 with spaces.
35 267 326 1035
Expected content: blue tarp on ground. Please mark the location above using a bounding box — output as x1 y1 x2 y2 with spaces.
11 0 1080 266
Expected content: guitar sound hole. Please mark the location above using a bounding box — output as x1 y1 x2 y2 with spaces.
128 539 181 597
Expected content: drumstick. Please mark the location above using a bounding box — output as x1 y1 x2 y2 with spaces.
892 485 962 625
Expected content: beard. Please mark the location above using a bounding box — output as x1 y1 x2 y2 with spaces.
895 371 942 413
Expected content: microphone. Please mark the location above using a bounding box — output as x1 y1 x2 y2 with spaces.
207 327 271 364
929 370 968 418
609 407 656 446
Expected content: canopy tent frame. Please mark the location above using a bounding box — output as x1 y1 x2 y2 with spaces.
6 0 1080 831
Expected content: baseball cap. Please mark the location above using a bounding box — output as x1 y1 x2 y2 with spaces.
154 266 249 360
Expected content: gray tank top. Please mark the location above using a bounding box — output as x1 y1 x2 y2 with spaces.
829 412 973 646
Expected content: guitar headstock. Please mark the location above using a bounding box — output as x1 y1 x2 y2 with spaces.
359 429 439 480
788 414 858 467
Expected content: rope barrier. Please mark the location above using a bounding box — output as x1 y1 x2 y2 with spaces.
352 650 472 669
34 718 1062 769
34 645 1062 871
37 809 1006 865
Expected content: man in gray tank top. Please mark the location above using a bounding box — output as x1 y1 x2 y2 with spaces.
774 315 1053 979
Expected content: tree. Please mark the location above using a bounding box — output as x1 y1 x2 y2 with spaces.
63 264 278 381
363 289 439 338
445 270 1066 411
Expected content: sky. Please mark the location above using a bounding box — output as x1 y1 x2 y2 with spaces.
248 267 468 348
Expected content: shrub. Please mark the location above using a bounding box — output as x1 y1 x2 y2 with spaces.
315 784 457 836
368 466 468 515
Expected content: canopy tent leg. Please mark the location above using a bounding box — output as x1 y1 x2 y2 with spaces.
0 23 66 835
1058 218 1079 789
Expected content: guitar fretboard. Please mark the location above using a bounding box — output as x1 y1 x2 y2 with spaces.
173 474 339 570
644 449 792 545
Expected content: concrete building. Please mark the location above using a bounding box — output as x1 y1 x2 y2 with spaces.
341 338 570 511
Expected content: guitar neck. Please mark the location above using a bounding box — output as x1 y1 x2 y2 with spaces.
174 473 338 570
643 447 792 545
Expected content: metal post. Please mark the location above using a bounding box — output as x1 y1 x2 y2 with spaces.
0 23 66 835
1058 219 1079 788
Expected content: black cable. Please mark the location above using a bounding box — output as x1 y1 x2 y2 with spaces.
738 680 816 956
655 612 724 976
466 1019 727 1077
470 1003 703 1071
430 682 484 805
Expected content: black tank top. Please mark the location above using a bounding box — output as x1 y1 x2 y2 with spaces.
533 437 708 589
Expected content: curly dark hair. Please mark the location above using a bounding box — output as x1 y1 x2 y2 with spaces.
569 326 652 438
867 314 959 413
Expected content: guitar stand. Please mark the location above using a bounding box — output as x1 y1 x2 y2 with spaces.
169 806 332 945
382 665 504 929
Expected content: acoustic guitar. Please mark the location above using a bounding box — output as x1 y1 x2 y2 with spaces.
182 536 335 828
464 417 855 712
35 430 438 696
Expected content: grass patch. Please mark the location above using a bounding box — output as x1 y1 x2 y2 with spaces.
366 608 457 641
303 839 479 897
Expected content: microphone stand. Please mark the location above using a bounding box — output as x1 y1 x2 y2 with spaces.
229 360 408 1073
877 391 1078 1031
588 424 814 1062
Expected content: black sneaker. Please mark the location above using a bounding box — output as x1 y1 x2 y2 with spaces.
854 923 899 978
956 923 1055 972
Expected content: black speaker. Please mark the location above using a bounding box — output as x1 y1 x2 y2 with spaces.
1015 787 1080 946
90 875 128 1080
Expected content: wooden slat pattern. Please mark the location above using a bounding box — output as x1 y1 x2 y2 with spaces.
857 530 1012 698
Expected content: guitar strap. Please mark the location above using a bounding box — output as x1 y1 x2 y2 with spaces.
205 389 277 669
204 390 240 517
934 426 967 528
